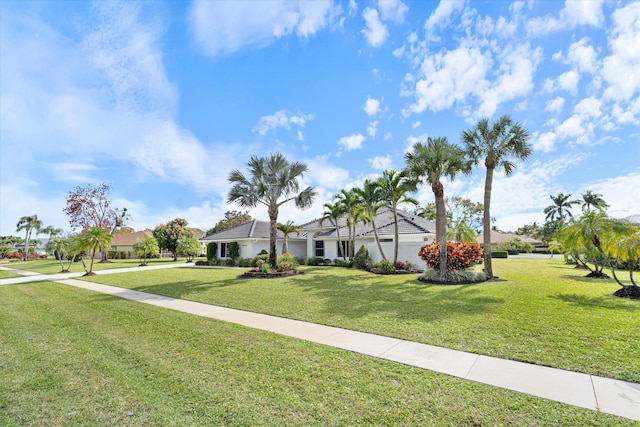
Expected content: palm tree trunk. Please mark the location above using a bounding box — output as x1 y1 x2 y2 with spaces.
23 229 31 261
269 207 278 268
393 207 399 264
434 182 448 282
335 225 344 260
483 166 494 278
371 219 386 260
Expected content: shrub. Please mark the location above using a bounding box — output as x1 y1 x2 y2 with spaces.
206 242 218 262
506 249 519 255
418 241 484 271
378 259 395 274
306 257 320 266
491 250 508 258
260 262 271 273
334 259 353 268
195 260 211 266
395 260 405 270
421 268 486 283
404 261 415 271
276 253 297 272
227 242 240 260
252 253 270 267
354 245 371 270
323 258 332 265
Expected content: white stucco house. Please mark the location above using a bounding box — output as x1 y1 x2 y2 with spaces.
199 207 437 267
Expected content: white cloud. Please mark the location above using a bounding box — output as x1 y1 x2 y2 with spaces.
424 0 465 34
527 0 604 35
363 97 381 115
337 133 366 151
253 110 314 135
368 155 393 170
412 120 421 129
367 120 379 138
189 0 341 57
601 2 640 102
306 155 350 189
586 170 640 217
574 97 601 118
362 7 388 47
533 131 557 153
566 38 599 74
557 70 580 93
545 97 565 113
378 0 409 24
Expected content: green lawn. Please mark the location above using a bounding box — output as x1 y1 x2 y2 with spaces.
0 257 187 275
80 258 640 383
0 270 23 279
1 281 634 426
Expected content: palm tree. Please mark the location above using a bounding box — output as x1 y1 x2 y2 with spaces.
334 188 362 260
556 210 635 285
76 226 113 275
581 191 609 212
544 193 581 222
405 137 470 281
176 236 201 263
228 153 316 268
50 237 74 272
462 115 531 278
16 215 43 261
277 220 302 254
40 225 64 254
609 228 640 287
133 237 160 266
321 201 346 260
355 179 387 260
377 169 418 264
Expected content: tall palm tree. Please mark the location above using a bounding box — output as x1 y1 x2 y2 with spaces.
277 220 302 254
544 193 581 222
334 188 362 260
16 215 42 261
581 190 609 212
228 152 316 268
321 201 346 260
40 225 64 254
76 226 113 275
355 179 387 260
377 169 418 264
462 115 531 278
405 137 470 281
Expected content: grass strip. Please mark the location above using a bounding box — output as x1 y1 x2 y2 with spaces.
1 281 634 426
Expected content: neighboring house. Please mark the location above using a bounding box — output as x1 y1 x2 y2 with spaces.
111 230 154 256
200 207 437 267
476 230 544 249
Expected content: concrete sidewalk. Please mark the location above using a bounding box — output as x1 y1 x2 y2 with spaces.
2 264 639 422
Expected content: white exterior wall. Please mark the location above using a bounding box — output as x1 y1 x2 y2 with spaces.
367 235 435 269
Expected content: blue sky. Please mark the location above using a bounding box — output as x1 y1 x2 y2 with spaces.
1 0 639 236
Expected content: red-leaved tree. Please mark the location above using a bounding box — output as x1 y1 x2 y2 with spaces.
63 182 130 262
418 241 483 271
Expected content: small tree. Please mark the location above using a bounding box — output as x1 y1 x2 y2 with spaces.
133 237 160 266
227 241 240 261
75 227 113 275
153 218 192 261
16 215 42 261
50 237 74 272
63 182 129 262
277 220 301 254
176 236 201 263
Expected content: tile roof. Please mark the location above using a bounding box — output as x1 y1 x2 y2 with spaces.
476 230 543 245
111 230 154 246
200 220 305 241
313 207 436 239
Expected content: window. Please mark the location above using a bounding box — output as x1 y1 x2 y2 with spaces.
314 240 324 257
337 240 349 258
220 242 227 258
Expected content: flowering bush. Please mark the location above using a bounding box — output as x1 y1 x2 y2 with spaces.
277 253 297 272
395 260 405 270
418 241 483 271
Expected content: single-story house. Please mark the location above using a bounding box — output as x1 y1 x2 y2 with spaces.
199 207 437 267
110 230 154 257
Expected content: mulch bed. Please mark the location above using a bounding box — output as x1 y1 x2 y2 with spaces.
239 270 303 279
417 276 506 285
613 285 640 300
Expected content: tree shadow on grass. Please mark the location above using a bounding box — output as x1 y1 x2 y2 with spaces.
286 269 505 323
559 274 614 284
550 293 638 311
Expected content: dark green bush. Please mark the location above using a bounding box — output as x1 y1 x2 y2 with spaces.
227 242 240 260
252 253 270 267
379 259 395 274
491 250 508 258
507 249 519 255
354 245 371 270
206 242 217 262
